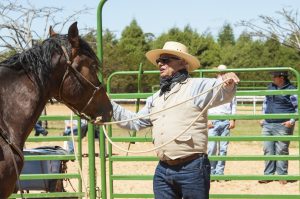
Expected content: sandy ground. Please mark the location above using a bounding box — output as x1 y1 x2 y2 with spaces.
26 104 300 198
63 141 300 197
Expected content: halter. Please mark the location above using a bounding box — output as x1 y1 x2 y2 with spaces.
57 45 105 122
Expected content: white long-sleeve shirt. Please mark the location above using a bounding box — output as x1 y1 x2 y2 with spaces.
208 97 237 115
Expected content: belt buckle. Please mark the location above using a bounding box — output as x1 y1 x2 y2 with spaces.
164 154 200 166
166 159 180 166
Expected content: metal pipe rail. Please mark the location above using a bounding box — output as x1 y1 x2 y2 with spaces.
10 115 83 199
103 67 300 199
95 0 300 196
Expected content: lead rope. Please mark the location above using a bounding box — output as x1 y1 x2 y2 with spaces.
0 128 25 199
97 80 228 154
8 149 25 199
96 80 226 125
69 113 89 198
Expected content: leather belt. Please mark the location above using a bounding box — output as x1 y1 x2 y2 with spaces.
161 153 206 166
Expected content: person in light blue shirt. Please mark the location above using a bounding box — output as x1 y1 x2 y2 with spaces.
259 71 298 185
207 65 237 177
63 119 87 153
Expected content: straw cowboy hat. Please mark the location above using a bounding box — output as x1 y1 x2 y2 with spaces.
146 41 200 72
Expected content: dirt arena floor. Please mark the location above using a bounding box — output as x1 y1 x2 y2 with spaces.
26 104 300 198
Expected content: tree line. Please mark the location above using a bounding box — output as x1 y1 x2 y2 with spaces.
1 0 299 93
85 19 299 93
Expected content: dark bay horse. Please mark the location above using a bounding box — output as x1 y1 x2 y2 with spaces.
0 22 112 198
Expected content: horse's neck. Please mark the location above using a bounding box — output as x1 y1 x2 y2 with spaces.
0 69 48 148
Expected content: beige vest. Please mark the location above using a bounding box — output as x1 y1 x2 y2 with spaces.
150 79 208 160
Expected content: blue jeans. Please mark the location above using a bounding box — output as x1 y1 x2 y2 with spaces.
34 123 48 136
153 155 210 199
207 120 230 175
262 122 294 175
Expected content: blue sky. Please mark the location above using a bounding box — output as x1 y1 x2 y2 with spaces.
17 0 300 39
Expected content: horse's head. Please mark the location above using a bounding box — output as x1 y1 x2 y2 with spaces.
50 22 112 122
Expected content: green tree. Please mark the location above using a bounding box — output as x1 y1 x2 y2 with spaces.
113 19 150 92
217 23 235 47
102 29 120 84
118 19 149 69
261 35 281 66
198 34 221 68
232 37 263 68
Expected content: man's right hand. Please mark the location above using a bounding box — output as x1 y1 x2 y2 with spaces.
221 72 240 88
259 120 264 127
207 121 214 129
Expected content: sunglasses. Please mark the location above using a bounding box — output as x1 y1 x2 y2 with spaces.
156 56 181 64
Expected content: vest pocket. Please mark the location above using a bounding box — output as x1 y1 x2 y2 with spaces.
175 135 192 142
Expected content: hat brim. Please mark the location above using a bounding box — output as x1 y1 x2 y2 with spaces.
146 49 200 72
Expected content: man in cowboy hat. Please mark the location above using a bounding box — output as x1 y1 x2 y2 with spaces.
111 41 239 198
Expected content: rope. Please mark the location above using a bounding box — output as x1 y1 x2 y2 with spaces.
8 149 25 199
98 80 227 154
95 80 226 126
69 113 89 198
0 127 25 198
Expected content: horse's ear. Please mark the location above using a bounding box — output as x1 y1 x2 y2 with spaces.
68 22 79 48
49 26 57 37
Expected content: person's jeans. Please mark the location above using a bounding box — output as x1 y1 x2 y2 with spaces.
207 120 230 175
34 123 48 136
63 127 78 154
153 155 210 199
262 122 294 175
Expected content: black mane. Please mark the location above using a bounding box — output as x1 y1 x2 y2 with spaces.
0 34 100 87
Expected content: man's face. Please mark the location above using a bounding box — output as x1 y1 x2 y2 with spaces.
156 54 186 78
272 75 285 87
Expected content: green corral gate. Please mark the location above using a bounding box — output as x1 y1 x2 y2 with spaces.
11 0 300 198
101 66 300 199
10 116 86 198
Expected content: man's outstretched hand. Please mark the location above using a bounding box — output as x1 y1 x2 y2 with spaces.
221 72 240 88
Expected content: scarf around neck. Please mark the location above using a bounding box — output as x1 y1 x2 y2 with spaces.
159 69 189 96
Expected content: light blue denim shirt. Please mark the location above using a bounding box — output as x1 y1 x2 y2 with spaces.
111 77 236 131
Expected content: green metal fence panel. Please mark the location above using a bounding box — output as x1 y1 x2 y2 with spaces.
10 115 84 199
96 0 300 198
10 192 85 198
102 67 300 199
